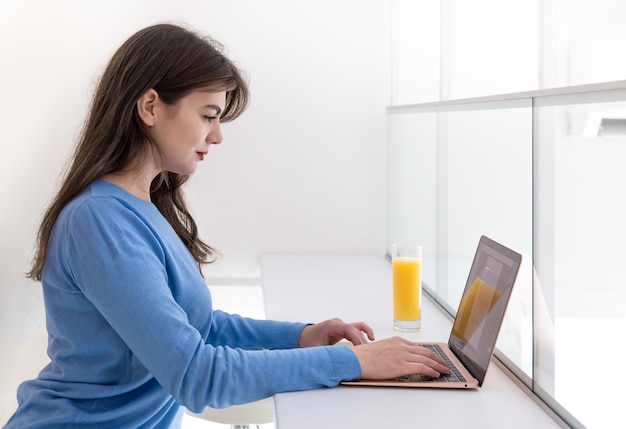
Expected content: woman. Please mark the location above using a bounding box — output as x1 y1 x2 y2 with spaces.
5 23 448 428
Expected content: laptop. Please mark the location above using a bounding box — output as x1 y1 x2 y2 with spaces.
342 235 522 389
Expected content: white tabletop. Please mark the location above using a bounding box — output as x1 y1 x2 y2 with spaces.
260 254 564 429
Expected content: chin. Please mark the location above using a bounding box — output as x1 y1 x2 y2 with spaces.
169 165 198 176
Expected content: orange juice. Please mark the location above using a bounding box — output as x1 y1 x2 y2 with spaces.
392 257 422 322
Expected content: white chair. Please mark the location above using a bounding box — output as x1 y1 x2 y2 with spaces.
185 397 274 429
1 329 49 425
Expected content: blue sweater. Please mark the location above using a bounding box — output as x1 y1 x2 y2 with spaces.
5 180 361 428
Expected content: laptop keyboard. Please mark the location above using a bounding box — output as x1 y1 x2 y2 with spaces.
396 343 467 383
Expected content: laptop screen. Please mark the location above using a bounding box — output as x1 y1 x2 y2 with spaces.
447 236 522 386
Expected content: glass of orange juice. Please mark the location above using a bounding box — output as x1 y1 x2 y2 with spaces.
392 244 422 331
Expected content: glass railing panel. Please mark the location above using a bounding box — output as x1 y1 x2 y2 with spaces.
440 99 533 376
388 99 534 376
389 83 626 429
534 89 626 429
387 109 438 293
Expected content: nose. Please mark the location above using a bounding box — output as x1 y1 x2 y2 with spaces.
207 122 223 145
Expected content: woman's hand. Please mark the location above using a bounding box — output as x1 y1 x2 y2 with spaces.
299 318 375 347
350 337 451 379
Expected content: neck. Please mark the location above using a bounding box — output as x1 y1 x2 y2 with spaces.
101 170 157 202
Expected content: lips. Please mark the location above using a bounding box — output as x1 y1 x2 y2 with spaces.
197 152 207 161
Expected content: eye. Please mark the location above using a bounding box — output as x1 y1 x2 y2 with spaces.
203 115 217 123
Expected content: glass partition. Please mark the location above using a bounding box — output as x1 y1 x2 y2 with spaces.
534 89 626 429
387 109 437 290
442 101 533 377
387 99 533 378
387 83 626 429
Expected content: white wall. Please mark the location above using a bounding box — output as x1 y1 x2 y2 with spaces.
0 0 391 421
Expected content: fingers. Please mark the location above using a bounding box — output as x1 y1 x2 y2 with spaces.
343 329 366 346
411 343 449 368
352 336 451 380
323 319 375 346
407 354 450 378
355 322 376 342
402 340 451 376
345 322 375 345
300 319 377 347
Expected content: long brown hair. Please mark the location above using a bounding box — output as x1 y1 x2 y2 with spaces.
27 23 249 281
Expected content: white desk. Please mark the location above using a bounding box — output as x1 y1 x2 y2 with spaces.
261 254 565 429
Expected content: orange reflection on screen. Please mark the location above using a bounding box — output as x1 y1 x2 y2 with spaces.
452 277 501 342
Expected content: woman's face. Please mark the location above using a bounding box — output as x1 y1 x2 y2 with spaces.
149 89 226 175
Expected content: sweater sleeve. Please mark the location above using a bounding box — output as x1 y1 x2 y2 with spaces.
207 310 307 350
64 198 361 412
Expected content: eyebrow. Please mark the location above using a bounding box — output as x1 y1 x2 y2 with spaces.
205 104 223 116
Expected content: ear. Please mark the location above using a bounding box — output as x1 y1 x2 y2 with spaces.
136 89 159 127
